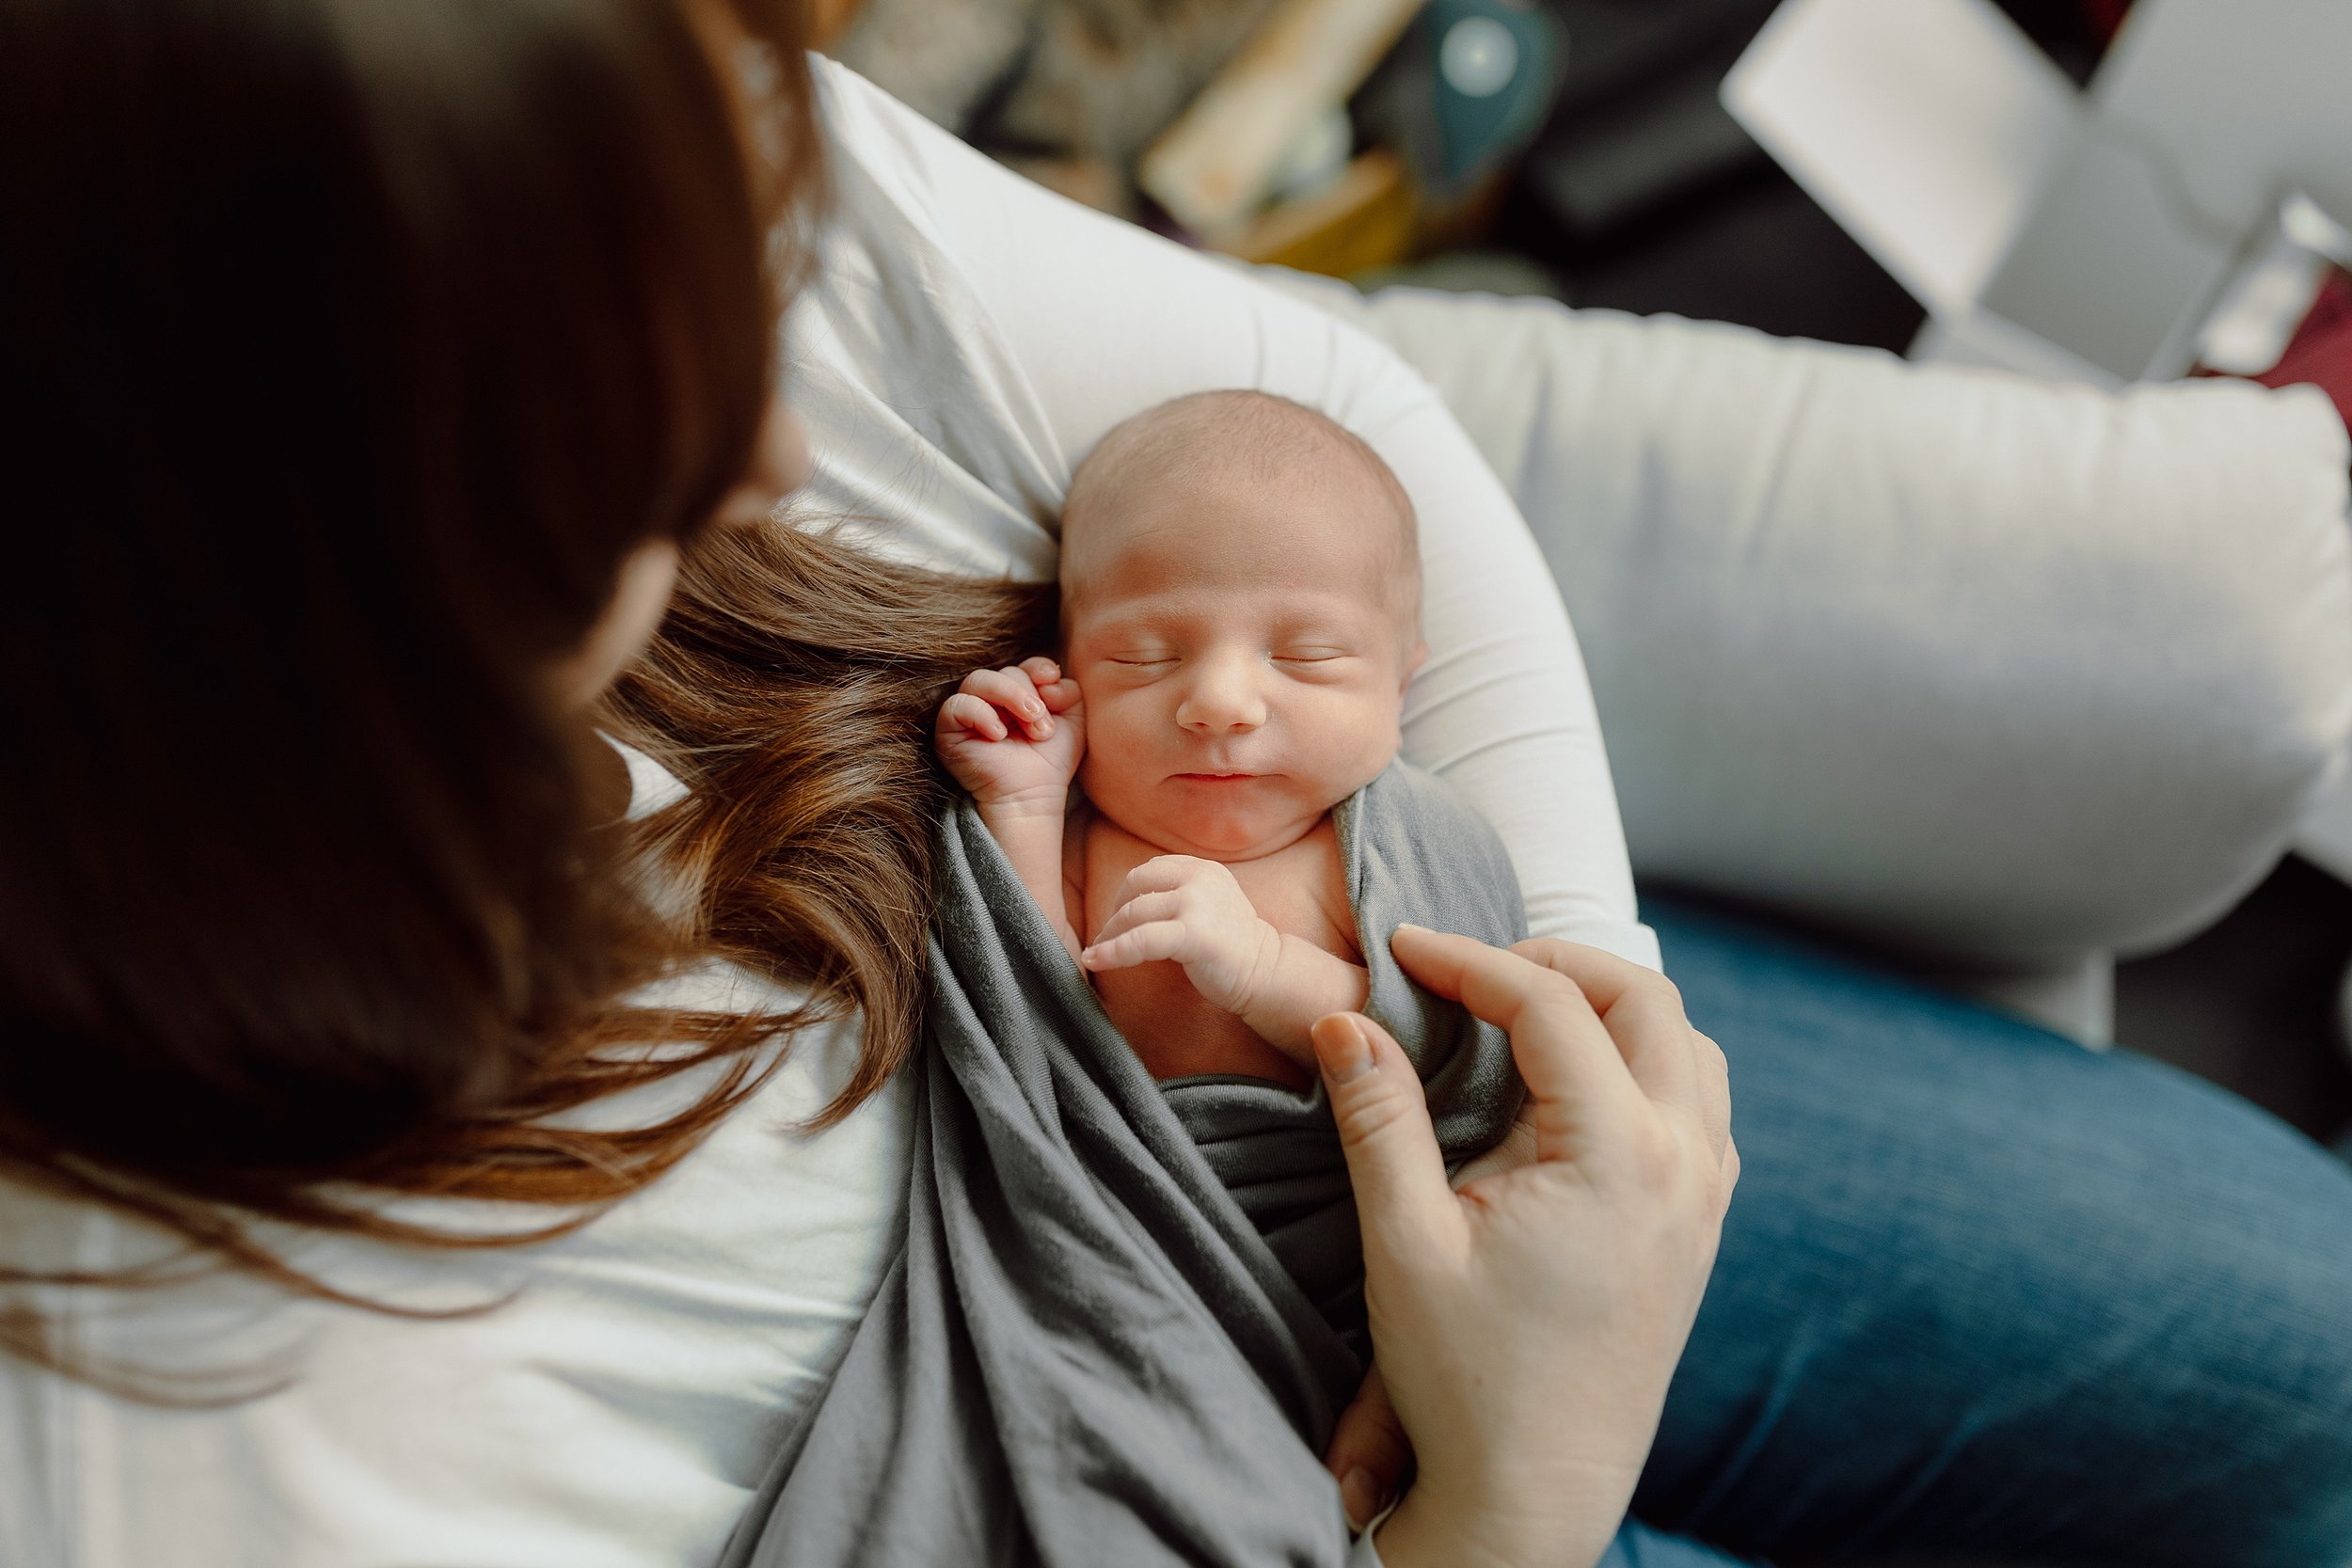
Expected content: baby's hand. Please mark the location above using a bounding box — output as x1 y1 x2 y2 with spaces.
1081 856 1282 1019
935 657 1085 810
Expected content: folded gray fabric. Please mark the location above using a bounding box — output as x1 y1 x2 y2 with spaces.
724 760 1525 1567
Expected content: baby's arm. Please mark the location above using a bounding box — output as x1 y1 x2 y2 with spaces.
1082 858 1369 1067
934 657 1087 962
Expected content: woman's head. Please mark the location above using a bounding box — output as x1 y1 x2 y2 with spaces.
0 0 818 1195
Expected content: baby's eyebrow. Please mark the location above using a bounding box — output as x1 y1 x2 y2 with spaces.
1072 606 1169 637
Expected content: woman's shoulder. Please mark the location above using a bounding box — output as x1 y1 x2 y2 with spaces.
0 978 910 1568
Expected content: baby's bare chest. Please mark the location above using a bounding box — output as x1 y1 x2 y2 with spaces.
1073 814 1358 1083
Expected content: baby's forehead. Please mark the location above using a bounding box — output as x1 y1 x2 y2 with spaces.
1069 390 1399 511
1062 390 1419 585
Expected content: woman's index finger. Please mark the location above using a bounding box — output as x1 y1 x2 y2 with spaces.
1511 939 1705 1119
1389 925 1643 1119
1504 937 1656 1012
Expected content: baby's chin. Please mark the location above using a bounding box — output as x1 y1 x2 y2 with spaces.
1113 794 1327 864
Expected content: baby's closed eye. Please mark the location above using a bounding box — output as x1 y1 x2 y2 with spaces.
1274 647 1359 679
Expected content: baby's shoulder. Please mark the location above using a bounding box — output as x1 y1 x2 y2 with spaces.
1359 761 1510 862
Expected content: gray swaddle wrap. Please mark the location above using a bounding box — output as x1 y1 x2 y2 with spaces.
723 760 1526 1567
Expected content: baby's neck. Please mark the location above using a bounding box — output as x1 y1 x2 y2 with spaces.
1074 794 1331 866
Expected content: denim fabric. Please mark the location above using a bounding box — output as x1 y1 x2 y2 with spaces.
1602 1520 1756 1566
1619 895 2352 1567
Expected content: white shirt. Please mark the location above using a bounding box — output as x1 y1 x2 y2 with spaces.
0 57 1648 1568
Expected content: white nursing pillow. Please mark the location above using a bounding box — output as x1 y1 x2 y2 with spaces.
1275 276 2352 966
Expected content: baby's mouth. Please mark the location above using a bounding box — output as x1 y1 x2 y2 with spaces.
1172 771 1258 784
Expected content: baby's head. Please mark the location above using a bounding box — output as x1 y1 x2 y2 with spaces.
1060 389 1424 863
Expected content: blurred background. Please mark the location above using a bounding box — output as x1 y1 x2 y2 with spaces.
821 0 2137 341
816 0 2352 1146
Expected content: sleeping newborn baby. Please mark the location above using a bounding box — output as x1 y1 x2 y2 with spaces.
935 388 1510 1090
764 391 1529 1553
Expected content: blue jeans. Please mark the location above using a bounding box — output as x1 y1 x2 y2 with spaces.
1592 896 2352 1568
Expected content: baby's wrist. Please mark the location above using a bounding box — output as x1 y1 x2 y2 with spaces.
1232 933 1339 1048
1226 917 1287 1019
1239 937 1368 1048
972 783 1071 819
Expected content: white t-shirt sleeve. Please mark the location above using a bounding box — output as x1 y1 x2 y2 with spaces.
803 59 1653 965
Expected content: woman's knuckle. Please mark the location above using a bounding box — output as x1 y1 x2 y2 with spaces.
1522 967 1582 1006
1631 972 1684 1013
1512 936 1570 967
1625 1121 1686 1186
1519 970 1588 1027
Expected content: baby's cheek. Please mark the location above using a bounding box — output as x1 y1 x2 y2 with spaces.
1076 696 1152 791
1314 688 1404 755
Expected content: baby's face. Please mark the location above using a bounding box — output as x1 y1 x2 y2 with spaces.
1063 458 1422 863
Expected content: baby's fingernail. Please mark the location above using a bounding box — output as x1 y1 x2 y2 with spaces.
1340 1467 1384 1530
1311 1015 1375 1085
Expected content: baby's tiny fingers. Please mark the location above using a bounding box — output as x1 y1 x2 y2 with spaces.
993 665 1057 737
939 692 1008 742
1080 920 1186 974
1018 655 1061 686
1114 856 1210 901
1088 890 1184 948
958 667 1054 737
956 667 1033 708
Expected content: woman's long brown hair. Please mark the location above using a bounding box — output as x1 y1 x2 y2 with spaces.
0 0 1046 1386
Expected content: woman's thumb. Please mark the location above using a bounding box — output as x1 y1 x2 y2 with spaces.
1312 1013 1457 1249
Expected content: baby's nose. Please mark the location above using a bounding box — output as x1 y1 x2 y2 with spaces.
1176 661 1267 733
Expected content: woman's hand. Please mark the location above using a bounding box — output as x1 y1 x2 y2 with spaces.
933 656 1085 810
1310 927 1737 1568
1320 1125 1686 1533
